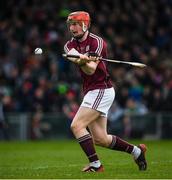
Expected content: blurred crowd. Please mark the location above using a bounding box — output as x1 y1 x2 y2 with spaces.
0 0 172 119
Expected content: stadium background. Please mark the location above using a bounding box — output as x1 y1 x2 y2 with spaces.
0 0 172 140
0 0 172 179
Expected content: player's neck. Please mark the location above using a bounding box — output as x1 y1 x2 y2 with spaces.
78 31 89 42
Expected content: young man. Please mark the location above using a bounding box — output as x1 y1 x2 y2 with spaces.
64 11 147 172
0 93 10 140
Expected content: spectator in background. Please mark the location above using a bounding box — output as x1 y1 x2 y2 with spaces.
123 98 148 138
0 92 10 140
31 109 43 140
31 105 51 140
108 102 124 136
63 90 79 138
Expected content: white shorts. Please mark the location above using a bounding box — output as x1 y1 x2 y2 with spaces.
81 87 115 117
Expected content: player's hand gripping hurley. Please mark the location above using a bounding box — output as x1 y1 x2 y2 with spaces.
62 54 146 68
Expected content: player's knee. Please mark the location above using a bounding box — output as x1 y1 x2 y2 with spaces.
70 122 77 133
70 122 82 135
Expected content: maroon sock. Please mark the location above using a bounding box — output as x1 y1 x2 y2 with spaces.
109 135 134 154
78 134 99 163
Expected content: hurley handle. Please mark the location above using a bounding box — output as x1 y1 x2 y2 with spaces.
62 54 80 58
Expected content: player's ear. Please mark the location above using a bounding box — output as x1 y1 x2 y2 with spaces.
82 22 87 32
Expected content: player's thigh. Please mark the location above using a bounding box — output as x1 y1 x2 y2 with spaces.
88 116 109 145
72 106 101 128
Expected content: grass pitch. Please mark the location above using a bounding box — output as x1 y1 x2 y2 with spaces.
0 140 172 179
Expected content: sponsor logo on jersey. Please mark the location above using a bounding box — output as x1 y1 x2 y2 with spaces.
84 102 91 105
86 45 90 52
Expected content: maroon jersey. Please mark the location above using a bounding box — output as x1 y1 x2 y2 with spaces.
64 32 112 94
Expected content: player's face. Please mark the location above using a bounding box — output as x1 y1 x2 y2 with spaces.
68 21 84 39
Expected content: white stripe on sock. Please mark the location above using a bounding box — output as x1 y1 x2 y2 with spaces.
90 160 101 168
131 146 141 159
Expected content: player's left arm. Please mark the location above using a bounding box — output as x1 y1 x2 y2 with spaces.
64 47 100 75
79 55 99 75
